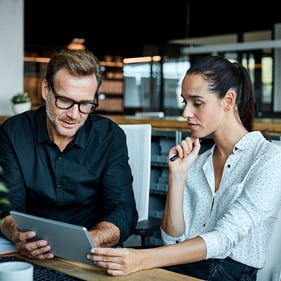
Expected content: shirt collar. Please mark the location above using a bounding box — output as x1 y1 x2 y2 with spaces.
207 131 264 156
232 131 264 152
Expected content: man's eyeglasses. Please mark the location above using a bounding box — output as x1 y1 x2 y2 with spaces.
49 84 99 114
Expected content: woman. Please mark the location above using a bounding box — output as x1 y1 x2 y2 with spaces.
87 55 281 281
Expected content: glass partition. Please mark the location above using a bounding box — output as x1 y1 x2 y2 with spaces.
124 47 276 118
123 57 189 116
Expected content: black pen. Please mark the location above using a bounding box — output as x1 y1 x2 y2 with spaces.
170 154 179 161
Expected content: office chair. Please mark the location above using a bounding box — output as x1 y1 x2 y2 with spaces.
119 124 153 248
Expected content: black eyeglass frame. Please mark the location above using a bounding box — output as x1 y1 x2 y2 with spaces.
49 83 99 114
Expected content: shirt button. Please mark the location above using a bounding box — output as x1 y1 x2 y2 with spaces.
57 184 62 188
227 164 231 168
235 147 238 150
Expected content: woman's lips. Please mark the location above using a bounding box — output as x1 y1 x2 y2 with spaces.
188 122 198 130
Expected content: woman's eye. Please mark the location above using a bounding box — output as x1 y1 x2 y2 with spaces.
194 101 203 107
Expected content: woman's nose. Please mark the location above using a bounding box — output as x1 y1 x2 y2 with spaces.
182 104 193 118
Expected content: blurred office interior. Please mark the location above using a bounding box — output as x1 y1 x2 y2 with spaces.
2 0 281 118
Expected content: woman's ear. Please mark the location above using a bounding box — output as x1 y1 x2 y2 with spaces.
223 90 236 112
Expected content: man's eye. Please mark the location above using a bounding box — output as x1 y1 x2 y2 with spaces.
60 97 72 103
81 102 92 106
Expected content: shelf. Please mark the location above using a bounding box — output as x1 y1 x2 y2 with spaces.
97 58 124 113
99 80 123 95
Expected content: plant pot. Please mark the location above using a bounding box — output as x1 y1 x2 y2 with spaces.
12 102 31 114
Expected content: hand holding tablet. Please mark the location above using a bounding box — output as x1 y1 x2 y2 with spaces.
10 210 95 265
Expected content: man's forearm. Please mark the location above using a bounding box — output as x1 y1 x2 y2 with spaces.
0 215 18 242
89 221 120 247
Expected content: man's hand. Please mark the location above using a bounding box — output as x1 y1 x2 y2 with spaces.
1 215 54 259
13 230 54 259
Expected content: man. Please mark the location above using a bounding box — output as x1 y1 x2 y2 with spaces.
0 49 138 260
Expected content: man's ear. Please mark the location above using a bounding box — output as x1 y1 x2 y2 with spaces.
223 89 236 112
41 79 48 101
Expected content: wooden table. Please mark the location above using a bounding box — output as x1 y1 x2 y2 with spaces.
2 114 281 134
2 253 203 281
104 115 281 135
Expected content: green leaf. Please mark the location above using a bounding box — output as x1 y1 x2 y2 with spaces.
11 92 31 104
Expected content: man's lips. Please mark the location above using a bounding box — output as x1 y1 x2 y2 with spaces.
61 120 77 128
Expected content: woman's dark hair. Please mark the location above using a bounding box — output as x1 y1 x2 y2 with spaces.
186 55 255 132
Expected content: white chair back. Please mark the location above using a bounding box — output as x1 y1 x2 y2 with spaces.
119 124 151 222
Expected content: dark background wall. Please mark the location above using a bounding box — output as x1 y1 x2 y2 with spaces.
24 0 281 58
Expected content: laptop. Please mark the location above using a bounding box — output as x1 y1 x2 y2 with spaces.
10 210 95 265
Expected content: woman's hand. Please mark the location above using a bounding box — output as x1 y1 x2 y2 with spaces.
168 137 201 172
87 247 144 276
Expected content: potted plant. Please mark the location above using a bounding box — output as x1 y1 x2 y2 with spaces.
11 92 31 114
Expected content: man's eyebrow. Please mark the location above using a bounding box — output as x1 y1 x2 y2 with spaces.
57 94 95 103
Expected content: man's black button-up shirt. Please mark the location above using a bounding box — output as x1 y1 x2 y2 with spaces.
0 106 138 243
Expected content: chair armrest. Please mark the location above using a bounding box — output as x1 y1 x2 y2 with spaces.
133 218 161 248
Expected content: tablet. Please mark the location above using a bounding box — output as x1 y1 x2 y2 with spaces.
10 210 95 265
